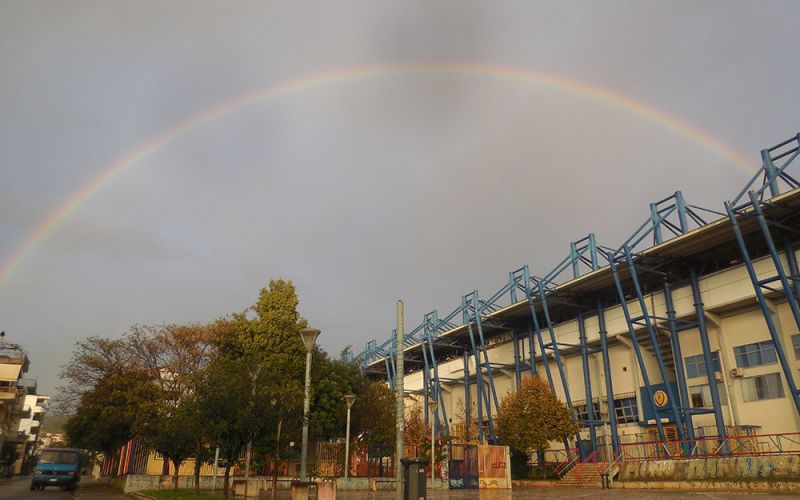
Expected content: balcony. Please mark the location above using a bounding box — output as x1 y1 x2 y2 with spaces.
0 386 20 400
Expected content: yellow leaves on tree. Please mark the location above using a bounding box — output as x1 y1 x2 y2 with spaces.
495 376 576 453
403 404 428 448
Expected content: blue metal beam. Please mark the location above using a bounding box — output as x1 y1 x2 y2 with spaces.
688 268 727 442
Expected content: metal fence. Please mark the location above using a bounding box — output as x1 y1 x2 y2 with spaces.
615 432 800 461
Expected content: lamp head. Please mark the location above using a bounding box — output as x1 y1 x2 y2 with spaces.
344 394 357 409
300 328 320 352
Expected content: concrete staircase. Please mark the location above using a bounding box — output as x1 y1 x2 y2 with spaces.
559 461 609 488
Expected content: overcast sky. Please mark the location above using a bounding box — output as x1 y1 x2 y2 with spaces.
1 1 798 396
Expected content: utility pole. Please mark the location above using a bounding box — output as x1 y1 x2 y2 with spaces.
300 328 321 480
395 300 405 500
272 417 282 500
244 365 262 499
211 447 219 491
344 395 356 481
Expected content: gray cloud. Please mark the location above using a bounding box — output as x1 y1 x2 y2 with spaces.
0 1 798 395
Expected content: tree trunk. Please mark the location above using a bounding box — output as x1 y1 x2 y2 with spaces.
223 462 232 500
193 452 202 495
172 459 182 491
537 450 545 479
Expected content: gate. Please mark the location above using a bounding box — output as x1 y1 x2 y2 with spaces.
477 445 509 488
448 444 478 489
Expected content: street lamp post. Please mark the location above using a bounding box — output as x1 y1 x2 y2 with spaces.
300 328 320 481
428 399 438 483
343 395 356 481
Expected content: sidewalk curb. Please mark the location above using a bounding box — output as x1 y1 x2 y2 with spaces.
129 493 156 500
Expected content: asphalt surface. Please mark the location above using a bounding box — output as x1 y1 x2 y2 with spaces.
2 478 798 499
0 476 128 499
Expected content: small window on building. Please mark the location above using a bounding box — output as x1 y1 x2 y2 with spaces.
792 334 800 360
741 373 785 402
573 400 601 423
689 383 727 407
614 396 639 424
684 352 722 378
734 341 778 368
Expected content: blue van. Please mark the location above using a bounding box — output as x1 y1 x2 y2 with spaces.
30 448 83 491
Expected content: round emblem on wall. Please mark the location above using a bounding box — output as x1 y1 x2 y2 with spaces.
653 390 669 408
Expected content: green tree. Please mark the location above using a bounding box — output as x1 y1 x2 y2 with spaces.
495 377 577 478
351 381 396 459
193 353 288 500
211 279 310 480
218 279 307 377
64 369 160 454
309 351 364 439
144 402 194 491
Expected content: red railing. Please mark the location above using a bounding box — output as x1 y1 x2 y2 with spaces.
568 449 601 483
615 432 800 462
553 448 580 477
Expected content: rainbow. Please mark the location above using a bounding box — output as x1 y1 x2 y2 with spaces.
0 63 754 286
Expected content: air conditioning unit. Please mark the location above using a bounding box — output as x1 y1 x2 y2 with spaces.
730 367 745 378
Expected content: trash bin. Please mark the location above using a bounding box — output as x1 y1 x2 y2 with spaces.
401 457 429 500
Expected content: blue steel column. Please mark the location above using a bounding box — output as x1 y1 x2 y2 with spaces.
527 323 537 377
421 342 431 426
522 267 556 390
385 356 395 393
597 304 620 453
749 191 800 332
725 199 800 415
464 350 471 441
536 278 577 412
577 312 598 452
463 296 489 442
662 280 695 445
688 269 726 440
608 251 669 443
536 278 583 452
470 292 501 413
762 148 781 198
620 248 686 440
521 267 569 450
786 240 800 301
424 332 450 435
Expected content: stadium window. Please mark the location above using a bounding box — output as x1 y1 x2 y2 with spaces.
733 340 778 368
614 396 639 424
573 400 601 423
688 383 727 407
741 373 785 402
792 334 800 360
684 352 722 378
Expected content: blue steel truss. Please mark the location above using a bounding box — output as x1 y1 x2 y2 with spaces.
724 133 800 417
352 133 800 456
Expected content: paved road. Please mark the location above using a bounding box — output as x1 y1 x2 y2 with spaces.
0 477 129 499
338 489 800 499
4 478 797 500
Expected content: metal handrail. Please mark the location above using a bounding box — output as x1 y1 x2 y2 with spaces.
569 449 599 483
603 448 624 487
554 451 580 477
615 431 800 462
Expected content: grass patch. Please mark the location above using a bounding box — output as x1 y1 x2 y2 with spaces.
143 490 222 500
